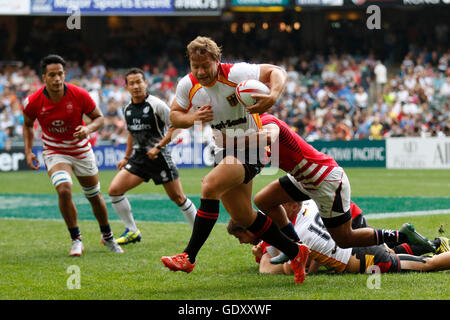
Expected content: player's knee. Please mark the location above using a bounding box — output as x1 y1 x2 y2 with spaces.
333 234 354 248
201 178 220 198
108 184 120 196
170 193 186 206
328 229 353 248
336 240 352 249
253 192 265 210
56 184 72 199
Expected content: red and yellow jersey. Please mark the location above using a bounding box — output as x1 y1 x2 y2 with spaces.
23 83 96 158
175 62 263 137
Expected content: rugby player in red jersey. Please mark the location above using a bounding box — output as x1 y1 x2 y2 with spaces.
22 54 123 256
253 113 435 263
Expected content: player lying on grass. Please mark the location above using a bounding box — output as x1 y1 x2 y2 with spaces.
227 200 450 275
267 198 442 265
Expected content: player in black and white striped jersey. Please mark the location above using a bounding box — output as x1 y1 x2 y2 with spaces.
108 68 196 245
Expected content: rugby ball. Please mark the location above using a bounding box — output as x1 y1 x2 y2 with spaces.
235 79 270 107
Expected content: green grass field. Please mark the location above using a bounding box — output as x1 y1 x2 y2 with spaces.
0 168 449 301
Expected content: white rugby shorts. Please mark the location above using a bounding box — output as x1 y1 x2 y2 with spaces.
43 149 98 177
286 166 351 220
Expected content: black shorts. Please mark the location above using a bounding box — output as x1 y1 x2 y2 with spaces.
214 147 267 184
351 214 369 229
125 151 179 185
352 245 400 274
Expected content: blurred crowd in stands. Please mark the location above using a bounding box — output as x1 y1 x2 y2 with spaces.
0 48 449 151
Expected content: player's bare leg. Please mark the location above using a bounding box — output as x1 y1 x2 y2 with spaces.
254 179 294 227
109 169 145 196
181 156 247 261
221 180 256 227
161 156 245 272
163 178 197 226
254 179 303 245
326 220 381 248
48 163 84 255
48 163 77 228
221 167 308 284
162 178 186 205
78 174 123 253
201 156 247 199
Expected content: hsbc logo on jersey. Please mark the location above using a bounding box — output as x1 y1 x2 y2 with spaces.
52 120 65 127
49 120 69 133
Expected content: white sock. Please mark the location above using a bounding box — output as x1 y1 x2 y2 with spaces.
110 195 138 232
178 198 196 227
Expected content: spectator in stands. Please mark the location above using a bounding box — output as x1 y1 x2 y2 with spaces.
0 127 10 150
334 117 352 141
372 96 389 116
374 60 387 94
1 41 448 146
440 77 450 96
164 61 178 78
369 115 384 140
354 86 369 111
160 74 175 91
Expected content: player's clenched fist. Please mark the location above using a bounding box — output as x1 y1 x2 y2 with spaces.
73 125 91 139
194 104 214 123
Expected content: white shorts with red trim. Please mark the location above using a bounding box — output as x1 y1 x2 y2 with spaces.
43 149 98 177
286 166 351 220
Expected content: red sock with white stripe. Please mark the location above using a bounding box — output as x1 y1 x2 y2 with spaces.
184 199 219 264
248 211 299 260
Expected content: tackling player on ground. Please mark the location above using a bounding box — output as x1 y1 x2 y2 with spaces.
22 54 123 256
253 113 436 264
228 200 450 275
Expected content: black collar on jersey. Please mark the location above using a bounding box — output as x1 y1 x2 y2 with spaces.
43 84 68 99
131 94 149 105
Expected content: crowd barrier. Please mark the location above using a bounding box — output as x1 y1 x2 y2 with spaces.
1 137 449 172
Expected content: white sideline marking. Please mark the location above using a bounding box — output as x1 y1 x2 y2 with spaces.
366 209 450 220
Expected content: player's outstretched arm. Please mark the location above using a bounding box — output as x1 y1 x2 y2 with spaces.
399 251 450 272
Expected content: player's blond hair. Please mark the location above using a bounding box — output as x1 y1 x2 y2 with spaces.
187 36 222 61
